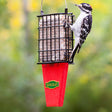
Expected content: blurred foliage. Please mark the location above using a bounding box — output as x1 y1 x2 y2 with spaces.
0 0 112 112
0 0 10 28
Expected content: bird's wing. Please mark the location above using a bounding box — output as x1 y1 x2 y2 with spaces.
69 15 92 61
77 15 92 53
80 15 92 40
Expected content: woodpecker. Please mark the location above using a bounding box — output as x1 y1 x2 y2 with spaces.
68 3 92 63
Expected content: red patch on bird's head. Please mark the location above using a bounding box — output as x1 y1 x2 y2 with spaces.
90 5 92 9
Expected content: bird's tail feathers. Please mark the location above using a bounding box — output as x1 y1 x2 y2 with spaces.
69 44 79 62
77 44 82 53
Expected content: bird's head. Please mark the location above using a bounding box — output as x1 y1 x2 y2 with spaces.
75 3 92 13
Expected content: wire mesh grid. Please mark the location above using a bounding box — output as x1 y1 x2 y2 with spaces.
37 13 74 64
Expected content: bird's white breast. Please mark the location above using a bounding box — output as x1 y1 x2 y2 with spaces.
73 12 89 37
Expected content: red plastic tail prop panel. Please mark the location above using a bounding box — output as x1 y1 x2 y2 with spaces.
42 63 68 107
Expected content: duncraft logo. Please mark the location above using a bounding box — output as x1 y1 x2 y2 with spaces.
45 80 59 89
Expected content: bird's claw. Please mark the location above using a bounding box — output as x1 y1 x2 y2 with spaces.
63 19 70 28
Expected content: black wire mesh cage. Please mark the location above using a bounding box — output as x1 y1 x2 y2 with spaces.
37 10 74 64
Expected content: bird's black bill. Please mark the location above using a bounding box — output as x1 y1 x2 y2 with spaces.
74 4 78 6
74 4 82 9
74 4 80 7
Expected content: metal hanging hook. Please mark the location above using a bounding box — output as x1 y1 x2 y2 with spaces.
41 0 44 15
65 0 67 8
65 0 68 14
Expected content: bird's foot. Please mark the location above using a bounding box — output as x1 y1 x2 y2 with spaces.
63 19 70 28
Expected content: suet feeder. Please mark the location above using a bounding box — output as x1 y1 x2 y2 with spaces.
37 2 74 106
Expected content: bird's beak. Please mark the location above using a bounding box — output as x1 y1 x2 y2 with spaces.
74 4 78 7
74 4 81 8
74 4 83 10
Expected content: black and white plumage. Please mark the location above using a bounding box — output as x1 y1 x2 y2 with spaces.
69 3 92 62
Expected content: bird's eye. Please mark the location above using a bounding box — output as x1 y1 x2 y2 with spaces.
83 5 87 9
